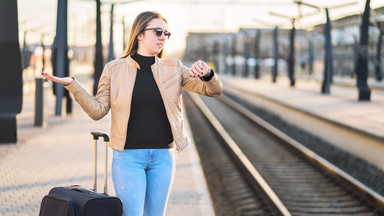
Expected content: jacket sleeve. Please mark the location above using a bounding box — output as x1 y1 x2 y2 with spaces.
64 65 111 120
179 60 223 97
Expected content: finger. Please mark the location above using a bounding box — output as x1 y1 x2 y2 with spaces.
189 68 200 77
196 60 203 69
190 67 201 78
195 61 209 76
42 72 54 80
194 67 204 77
203 63 211 75
189 71 197 78
196 61 204 74
191 62 198 71
199 62 208 73
42 72 68 84
201 61 208 70
188 69 195 78
193 63 204 75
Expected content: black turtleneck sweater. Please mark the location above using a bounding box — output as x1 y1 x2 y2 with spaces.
124 54 174 149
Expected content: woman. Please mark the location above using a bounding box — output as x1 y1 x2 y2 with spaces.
42 11 222 216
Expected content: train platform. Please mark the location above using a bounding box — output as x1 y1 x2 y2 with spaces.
220 74 384 170
0 79 214 216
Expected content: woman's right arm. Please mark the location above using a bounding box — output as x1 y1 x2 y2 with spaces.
42 66 111 120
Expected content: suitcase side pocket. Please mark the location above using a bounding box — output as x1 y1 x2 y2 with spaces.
39 193 79 216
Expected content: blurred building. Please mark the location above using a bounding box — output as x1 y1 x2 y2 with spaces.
184 5 384 79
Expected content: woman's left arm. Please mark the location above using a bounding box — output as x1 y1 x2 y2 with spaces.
180 60 223 97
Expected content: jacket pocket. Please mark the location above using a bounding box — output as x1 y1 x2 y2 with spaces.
161 76 181 104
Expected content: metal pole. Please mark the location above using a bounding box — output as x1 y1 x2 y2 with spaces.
375 27 382 81
232 34 237 76
0 0 23 143
288 20 296 86
104 141 108 194
353 35 359 78
22 31 29 70
321 8 332 94
93 139 98 191
36 34 46 126
213 41 219 73
254 29 261 79
41 34 45 72
272 26 279 83
243 33 250 77
107 4 115 62
93 0 103 95
223 40 229 74
34 78 45 127
355 0 371 100
54 0 68 116
308 38 314 75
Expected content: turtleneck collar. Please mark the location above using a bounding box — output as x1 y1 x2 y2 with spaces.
132 53 155 66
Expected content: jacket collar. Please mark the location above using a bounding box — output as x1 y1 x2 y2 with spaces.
126 55 140 70
126 54 161 70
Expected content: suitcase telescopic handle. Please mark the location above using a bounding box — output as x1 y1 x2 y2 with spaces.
91 132 109 194
91 132 110 142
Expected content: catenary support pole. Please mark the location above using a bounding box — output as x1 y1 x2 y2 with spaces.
223 40 229 74
243 32 250 77
375 26 382 81
288 20 296 86
308 39 314 75
93 0 103 95
213 41 219 73
107 4 115 62
232 34 237 76
321 8 333 94
54 0 68 115
272 26 279 83
355 0 371 100
0 0 23 143
254 29 261 79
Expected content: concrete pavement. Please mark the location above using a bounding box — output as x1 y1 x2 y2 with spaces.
0 79 214 216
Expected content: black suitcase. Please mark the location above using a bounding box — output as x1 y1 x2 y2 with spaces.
39 132 123 216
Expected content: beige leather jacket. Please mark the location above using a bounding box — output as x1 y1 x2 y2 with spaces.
65 55 222 152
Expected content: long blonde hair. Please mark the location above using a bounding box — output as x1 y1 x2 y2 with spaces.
121 11 167 58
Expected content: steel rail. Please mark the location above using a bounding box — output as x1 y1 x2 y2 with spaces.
217 93 384 210
188 92 292 216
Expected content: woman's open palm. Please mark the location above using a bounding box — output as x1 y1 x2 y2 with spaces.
42 72 73 85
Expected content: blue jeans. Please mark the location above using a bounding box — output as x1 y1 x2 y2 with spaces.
112 148 175 216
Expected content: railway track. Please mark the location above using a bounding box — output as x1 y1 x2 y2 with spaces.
184 92 384 216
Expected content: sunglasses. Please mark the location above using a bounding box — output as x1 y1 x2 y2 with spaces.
142 28 171 39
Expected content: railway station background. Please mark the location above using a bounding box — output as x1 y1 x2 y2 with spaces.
1 0 384 215
14 0 384 103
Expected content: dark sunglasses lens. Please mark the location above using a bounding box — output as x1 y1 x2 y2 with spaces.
155 29 163 37
153 28 170 39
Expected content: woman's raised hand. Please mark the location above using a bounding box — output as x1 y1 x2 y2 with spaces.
188 60 211 78
41 72 74 86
